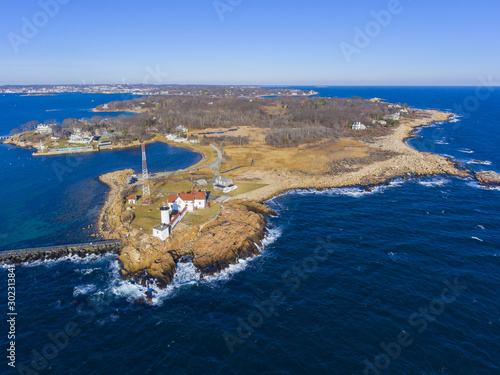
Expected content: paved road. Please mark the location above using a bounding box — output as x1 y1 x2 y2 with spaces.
207 144 222 175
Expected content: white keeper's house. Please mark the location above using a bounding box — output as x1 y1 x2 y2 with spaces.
167 191 208 213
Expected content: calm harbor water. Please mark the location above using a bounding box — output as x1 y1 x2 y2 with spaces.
0 88 499 375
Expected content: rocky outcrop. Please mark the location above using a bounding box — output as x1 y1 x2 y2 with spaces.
119 243 177 288
117 200 276 287
192 200 277 276
474 171 500 187
118 226 199 288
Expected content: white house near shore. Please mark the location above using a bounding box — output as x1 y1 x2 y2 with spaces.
176 125 188 133
352 122 366 130
35 124 53 134
214 176 237 193
69 128 94 144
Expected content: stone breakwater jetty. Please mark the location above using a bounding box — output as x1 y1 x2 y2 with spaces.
0 240 122 265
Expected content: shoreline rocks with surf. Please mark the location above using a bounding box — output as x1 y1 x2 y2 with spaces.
474 171 500 187
95 108 485 289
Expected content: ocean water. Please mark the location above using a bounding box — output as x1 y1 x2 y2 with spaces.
1 88 499 375
0 142 201 250
0 92 139 136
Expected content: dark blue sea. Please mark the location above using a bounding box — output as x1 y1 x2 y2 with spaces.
1 88 499 375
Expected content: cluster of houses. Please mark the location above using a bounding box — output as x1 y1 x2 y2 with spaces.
151 191 209 241
165 125 200 144
34 123 110 145
352 104 410 130
140 182 237 241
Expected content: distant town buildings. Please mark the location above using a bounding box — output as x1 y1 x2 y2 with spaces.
0 85 317 99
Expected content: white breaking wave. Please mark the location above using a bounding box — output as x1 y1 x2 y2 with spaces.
448 114 462 123
435 140 449 145
75 268 102 276
466 181 500 191
466 160 493 166
203 225 283 284
203 257 255 283
261 225 282 248
471 237 484 242
418 178 450 187
170 261 200 286
23 253 117 268
73 284 97 296
458 148 474 154
96 225 283 305
100 260 177 306
288 179 405 199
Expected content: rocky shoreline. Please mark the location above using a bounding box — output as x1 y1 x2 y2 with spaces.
234 111 472 202
474 171 500 187
6 107 494 288
95 109 483 289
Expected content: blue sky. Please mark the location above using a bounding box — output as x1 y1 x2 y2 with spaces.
1 0 499 85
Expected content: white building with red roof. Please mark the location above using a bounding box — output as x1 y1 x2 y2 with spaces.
167 191 207 213
152 202 188 241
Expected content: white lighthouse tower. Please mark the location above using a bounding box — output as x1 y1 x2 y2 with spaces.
152 202 171 241
160 202 170 225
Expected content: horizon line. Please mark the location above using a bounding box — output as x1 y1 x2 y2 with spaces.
1 84 499 88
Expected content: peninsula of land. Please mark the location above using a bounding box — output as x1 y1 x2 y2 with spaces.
96 107 474 289
6 90 497 289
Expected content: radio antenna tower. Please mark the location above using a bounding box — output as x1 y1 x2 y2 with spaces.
141 142 151 205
